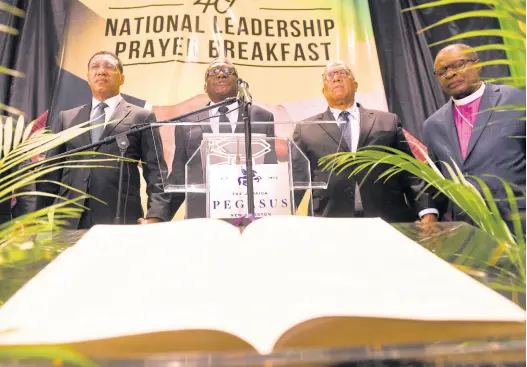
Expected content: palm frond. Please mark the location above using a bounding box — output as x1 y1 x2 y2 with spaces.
0 104 23 116
0 2 24 17
483 76 526 87
402 0 516 13
428 29 526 47
0 24 18 35
0 66 23 78
417 10 523 34
320 147 525 292
0 346 97 367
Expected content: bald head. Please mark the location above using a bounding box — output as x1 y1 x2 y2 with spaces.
435 44 478 65
321 60 358 110
323 60 355 79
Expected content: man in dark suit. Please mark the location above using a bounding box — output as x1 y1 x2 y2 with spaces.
423 43 525 226
170 57 275 218
0 178 36 225
293 60 437 222
38 51 170 229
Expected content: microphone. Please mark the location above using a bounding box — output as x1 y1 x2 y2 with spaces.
237 78 252 104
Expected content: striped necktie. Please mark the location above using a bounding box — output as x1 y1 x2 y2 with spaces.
338 110 352 151
91 102 108 142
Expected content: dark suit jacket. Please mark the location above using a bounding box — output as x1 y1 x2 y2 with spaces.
38 98 171 228
0 168 36 226
169 104 275 218
293 105 428 222
423 83 526 224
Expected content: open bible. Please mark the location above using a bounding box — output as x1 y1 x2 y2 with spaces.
0 217 524 358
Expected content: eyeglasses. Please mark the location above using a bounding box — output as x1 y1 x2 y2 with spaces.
323 69 352 81
89 61 118 72
434 59 477 77
207 67 237 77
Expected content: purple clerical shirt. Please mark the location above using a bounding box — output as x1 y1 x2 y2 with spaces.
452 97 482 159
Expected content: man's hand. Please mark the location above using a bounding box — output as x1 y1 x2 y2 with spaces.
420 213 437 223
137 217 161 224
416 214 440 239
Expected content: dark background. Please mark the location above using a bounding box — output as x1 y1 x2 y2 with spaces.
0 0 509 140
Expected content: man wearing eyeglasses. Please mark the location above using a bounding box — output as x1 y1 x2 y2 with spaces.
423 43 526 228
38 51 171 228
293 60 437 222
169 57 275 218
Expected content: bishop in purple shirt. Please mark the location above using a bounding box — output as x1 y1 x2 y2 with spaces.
423 43 525 230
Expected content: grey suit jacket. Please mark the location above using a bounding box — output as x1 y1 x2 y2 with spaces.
38 98 171 228
423 83 526 223
169 104 275 217
293 105 428 222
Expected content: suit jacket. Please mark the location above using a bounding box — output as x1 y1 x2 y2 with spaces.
293 105 428 222
423 83 526 223
169 104 275 218
0 167 36 225
37 98 171 228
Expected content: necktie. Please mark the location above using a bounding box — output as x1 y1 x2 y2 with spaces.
91 102 108 142
338 110 363 214
218 106 231 133
338 111 352 151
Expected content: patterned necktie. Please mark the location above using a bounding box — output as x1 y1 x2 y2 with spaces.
339 110 363 213
218 106 231 133
338 110 352 151
91 102 108 142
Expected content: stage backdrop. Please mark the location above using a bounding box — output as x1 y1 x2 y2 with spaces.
51 0 388 167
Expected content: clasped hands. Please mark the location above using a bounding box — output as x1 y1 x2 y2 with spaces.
137 217 160 224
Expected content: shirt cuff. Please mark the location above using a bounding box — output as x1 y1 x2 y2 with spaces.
418 208 439 218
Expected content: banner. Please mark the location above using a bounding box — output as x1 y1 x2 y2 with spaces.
51 0 388 166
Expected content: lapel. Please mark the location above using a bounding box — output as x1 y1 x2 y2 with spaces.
319 107 347 151
198 107 213 134
357 105 376 149
98 99 131 142
441 103 464 166
196 102 212 134
464 83 500 161
69 104 92 147
234 105 244 133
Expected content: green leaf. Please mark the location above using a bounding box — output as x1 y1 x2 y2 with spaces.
12 115 24 150
0 104 23 116
3 117 12 157
402 0 504 13
471 43 526 54
0 24 18 35
417 10 520 34
0 66 23 78
22 119 36 143
0 2 25 17
0 346 98 367
428 29 526 47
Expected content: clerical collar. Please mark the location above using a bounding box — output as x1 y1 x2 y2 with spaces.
452 82 485 106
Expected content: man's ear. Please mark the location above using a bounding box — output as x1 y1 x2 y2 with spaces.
120 74 125 86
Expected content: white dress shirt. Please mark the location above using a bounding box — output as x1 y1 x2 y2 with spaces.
209 101 239 133
90 94 122 122
330 103 360 152
329 103 437 219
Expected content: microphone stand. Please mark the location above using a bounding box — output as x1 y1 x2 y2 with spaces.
54 97 238 225
241 99 256 223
